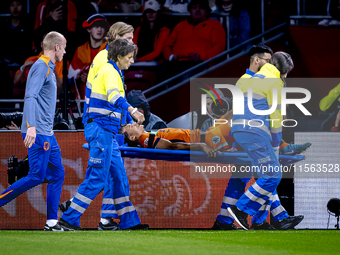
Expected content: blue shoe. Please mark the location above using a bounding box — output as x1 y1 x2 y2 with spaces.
280 142 312 155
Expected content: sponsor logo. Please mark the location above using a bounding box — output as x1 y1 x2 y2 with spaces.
258 156 271 164
90 157 102 164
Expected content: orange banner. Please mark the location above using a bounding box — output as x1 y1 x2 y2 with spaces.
0 131 255 229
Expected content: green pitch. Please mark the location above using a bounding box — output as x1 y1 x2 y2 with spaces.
0 230 339 255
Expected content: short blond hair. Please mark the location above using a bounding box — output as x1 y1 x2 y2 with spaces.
105 22 134 43
43 31 64 51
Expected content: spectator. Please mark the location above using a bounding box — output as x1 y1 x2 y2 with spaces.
212 0 251 49
35 0 78 32
0 0 33 68
68 14 109 99
319 0 340 25
127 90 167 131
133 0 170 62
163 0 226 75
0 0 33 98
200 88 232 132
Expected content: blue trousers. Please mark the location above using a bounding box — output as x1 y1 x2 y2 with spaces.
0 134 65 220
216 170 289 224
230 132 282 216
61 122 140 228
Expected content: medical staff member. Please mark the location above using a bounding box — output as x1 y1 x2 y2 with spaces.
227 52 294 230
59 39 145 230
60 22 148 230
214 45 304 230
0 32 66 231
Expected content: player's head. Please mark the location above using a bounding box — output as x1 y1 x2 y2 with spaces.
83 14 110 41
119 123 145 142
105 21 134 43
269 51 294 81
43 31 66 62
248 44 273 71
108 39 137 70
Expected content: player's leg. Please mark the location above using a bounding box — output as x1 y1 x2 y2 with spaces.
280 140 312 155
213 167 251 229
0 134 50 207
44 135 65 231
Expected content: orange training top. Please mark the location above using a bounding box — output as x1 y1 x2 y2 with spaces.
138 128 201 148
163 19 226 61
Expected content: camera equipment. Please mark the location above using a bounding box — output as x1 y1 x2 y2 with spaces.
7 156 29 185
0 112 23 128
59 90 84 130
327 198 340 229
211 97 232 118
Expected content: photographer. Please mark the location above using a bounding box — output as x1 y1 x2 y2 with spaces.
34 0 77 32
200 88 232 132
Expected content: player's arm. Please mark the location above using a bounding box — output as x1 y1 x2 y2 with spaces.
23 62 47 148
155 138 217 157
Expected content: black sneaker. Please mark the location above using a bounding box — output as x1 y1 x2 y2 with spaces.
251 222 277 230
98 218 121 231
227 206 249 230
125 224 149 230
59 200 71 212
272 215 304 230
59 218 83 231
212 220 238 230
44 222 64 231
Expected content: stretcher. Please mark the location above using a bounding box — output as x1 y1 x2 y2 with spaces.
118 147 305 166
82 143 305 165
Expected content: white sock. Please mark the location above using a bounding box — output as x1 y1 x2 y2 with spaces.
100 218 111 225
46 219 58 227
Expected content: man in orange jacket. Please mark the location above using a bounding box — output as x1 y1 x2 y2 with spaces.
163 0 226 76
68 14 109 99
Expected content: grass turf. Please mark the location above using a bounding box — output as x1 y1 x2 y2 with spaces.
0 230 339 255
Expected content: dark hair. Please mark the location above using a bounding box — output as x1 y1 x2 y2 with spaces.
118 126 139 147
269 52 294 75
248 44 273 61
108 39 137 62
136 10 163 58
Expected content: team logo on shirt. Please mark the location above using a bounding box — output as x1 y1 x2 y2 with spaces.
144 138 149 146
44 142 50 151
212 136 220 144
